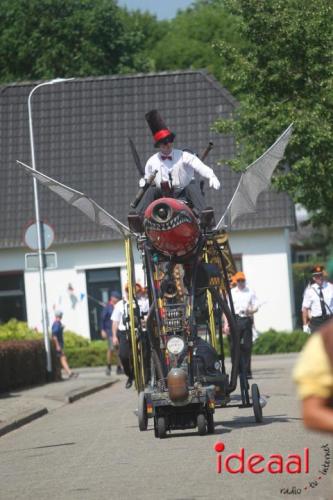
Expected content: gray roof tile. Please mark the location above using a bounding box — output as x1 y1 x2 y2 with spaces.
0 70 295 249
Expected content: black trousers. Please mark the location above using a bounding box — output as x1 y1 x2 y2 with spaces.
309 315 332 333
236 316 253 375
117 330 134 380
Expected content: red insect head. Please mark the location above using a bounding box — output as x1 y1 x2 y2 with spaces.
144 198 200 257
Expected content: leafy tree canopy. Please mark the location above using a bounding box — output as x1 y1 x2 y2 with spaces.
149 0 245 80
0 0 162 81
213 0 333 226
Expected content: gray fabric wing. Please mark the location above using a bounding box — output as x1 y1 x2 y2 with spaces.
16 160 133 237
216 124 293 229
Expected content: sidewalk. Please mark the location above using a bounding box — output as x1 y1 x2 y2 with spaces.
0 366 120 437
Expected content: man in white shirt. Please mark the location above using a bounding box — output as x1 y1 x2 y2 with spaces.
137 110 220 213
302 265 333 333
225 271 258 378
111 286 134 389
111 283 148 389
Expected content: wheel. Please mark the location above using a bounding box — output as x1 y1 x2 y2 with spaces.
138 392 148 431
251 383 263 423
153 417 158 438
197 413 207 436
207 412 215 434
157 416 167 439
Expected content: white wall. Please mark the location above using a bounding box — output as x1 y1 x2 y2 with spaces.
229 228 294 331
23 239 146 338
1 228 294 337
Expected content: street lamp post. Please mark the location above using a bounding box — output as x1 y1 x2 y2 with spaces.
28 78 74 374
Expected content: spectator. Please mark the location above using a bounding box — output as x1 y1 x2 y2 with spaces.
137 286 151 385
293 319 333 433
51 311 77 379
100 291 123 376
302 265 333 333
225 271 258 379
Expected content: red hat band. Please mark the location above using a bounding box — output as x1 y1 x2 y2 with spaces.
154 129 172 142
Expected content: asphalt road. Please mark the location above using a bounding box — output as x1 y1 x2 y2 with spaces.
0 354 332 500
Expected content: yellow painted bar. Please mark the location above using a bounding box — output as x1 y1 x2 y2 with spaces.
204 249 218 350
124 237 142 392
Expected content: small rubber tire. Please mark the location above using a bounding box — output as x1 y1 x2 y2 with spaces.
251 383 263 423
207 413 215 434
157 416 167 439
197 413 207 436
138 392 148 431
153 417 158 438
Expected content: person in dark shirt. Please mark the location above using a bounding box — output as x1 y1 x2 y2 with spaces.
51 311 77 379
100 291 123 375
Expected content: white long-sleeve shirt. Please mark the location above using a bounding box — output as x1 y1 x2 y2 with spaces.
144 148 216 189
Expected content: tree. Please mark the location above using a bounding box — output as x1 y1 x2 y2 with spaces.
149 0 245 80
0 0 158 81
213 0 333 226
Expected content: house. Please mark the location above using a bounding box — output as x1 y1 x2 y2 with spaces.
0 70 296 338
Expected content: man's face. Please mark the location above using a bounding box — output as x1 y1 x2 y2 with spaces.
159 139 173 155
110 296 120 305
313 273 324 285
237 279 246 289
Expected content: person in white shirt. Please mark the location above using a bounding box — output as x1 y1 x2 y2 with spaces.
111 283 148 389
225 271 258 378
137 109 220 213
302 265 333 333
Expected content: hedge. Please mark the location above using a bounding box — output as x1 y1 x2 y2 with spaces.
66 341 114 368
0 321 310 375
252 330 308 354
0 339 61 392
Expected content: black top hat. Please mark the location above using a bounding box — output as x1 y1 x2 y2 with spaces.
145 110 176 147
311 265 324 275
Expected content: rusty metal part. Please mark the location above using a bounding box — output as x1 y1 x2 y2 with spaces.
167 368 189 402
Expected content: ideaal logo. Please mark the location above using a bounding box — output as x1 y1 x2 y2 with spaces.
214 442 309 475
214 442 331 495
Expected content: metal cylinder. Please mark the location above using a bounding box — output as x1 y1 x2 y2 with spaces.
167 368 189 402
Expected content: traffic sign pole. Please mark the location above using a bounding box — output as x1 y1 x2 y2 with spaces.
28 84 56 374
27 78 73 375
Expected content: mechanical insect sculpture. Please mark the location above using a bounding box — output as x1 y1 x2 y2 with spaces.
16 123 293 437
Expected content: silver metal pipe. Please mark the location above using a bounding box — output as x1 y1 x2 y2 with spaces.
27 78 74 373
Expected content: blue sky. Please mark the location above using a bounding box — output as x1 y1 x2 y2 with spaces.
117 0 195 20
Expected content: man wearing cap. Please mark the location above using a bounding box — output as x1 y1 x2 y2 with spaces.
51 311 78 379
137 109 220 213
302 265 333 333
100 291 122 375
226 271 258 378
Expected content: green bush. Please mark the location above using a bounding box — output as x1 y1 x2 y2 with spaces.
0 319 42 341
63 331 90 348
253 330 308 354
0 320 89 347
0 321 310 371
66 340 116 367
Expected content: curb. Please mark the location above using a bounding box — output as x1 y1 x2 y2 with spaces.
0 378 119 438
67 379 119 403
0 407 48 438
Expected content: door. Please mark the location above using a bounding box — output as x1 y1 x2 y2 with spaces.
86 268 121 340
0 272 26 324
